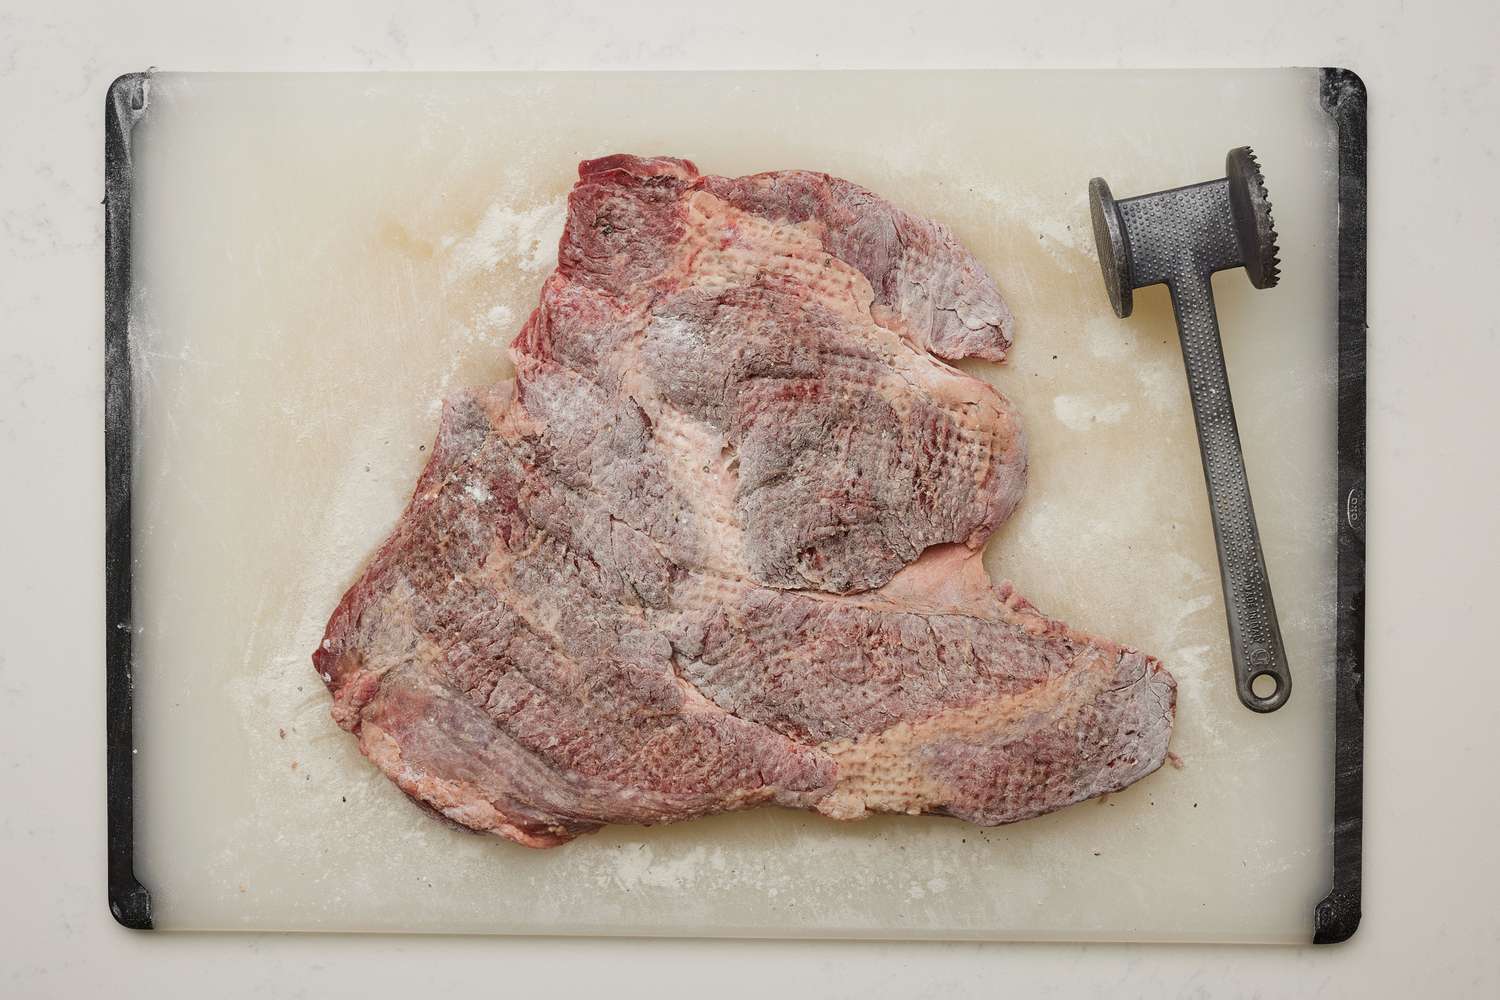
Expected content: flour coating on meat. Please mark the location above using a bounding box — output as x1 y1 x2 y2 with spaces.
314 155 1175 848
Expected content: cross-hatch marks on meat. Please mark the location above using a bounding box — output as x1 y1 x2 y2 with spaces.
313 154 1176 848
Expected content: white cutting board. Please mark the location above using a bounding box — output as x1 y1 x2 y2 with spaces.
126 70 1337 941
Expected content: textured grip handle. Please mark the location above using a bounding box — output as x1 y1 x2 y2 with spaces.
1170 274 1291 712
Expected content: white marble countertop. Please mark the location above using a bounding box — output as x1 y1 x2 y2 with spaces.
2 0 1497 995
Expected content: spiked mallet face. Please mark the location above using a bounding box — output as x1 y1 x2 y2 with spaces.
1087 148 1291 713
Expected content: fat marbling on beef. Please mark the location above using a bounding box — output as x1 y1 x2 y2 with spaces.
313 155 1175 848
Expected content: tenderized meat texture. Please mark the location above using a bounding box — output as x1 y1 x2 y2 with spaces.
313 155 1175 848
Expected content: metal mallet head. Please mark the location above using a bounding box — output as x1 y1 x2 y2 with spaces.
1090 147 1281 319
1087 147 1292 713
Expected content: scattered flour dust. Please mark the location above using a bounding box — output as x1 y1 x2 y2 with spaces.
1084 316 1137 361
963 181 1092 267
443 196 568 281
1030 210 1090 263
906 876 952 901
1053 394 1131 431
604 844 728 891
476 304 515 336
1135 357 1189 411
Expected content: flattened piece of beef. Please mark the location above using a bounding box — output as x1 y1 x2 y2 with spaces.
314 155 1175 847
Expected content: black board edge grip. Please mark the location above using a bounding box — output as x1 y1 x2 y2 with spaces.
106 71 153 931
1313 66 1367 946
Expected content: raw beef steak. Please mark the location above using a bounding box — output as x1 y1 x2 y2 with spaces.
314 155 1175 848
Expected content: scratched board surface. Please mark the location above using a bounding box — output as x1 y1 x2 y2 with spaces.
126 71 1337 940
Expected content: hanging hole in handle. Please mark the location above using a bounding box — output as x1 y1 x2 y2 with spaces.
1241 665 1290 712
1250 671 1280 701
